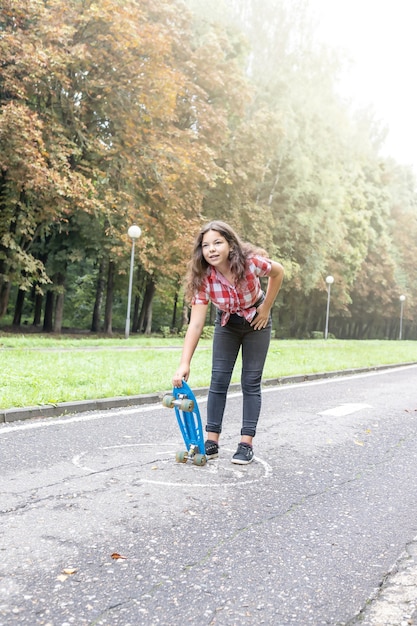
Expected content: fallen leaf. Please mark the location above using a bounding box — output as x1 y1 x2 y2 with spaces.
57 574 68 582
111 552 127 560
62 568 77 575
354 440 364 446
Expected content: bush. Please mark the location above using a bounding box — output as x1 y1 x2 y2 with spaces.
178 325 214 339
201 326 214 339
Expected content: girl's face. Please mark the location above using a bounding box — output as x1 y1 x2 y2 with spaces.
201 229 231 269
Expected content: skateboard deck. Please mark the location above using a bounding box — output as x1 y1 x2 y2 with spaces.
162 381 207 466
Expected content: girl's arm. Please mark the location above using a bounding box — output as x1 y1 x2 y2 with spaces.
173 303 209 386
251 260 284 330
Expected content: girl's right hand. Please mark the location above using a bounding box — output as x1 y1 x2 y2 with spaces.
172 365 190 387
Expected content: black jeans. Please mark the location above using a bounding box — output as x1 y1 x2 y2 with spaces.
206 312 272 438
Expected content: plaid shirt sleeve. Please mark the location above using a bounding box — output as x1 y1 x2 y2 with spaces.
191 269 212 306
249 254 272 278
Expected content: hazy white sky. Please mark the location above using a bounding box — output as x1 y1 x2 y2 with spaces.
309 0 417 172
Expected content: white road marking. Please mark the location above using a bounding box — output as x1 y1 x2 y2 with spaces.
72 444 273 488
0 404 158 435
318 403 372 417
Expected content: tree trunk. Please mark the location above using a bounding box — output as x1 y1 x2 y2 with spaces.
12 289 25 326
53 273 65 333
91 257 106 332
0 280 11 318
132 266 145 333
0 256 10 318
138 276 156 335
132 294 140 333
32 254 48 326
33 292 43 326
104 260 114 336
171 292 178 329
54 292 64 333
144 286 155 334
43 290 55 332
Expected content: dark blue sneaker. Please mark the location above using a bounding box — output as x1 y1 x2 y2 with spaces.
205 439 219 459
231 443 254 465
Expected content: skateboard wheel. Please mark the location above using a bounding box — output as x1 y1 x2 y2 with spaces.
193 454 207 466
176 451 188 463
179 398 194 412
162 394 174 408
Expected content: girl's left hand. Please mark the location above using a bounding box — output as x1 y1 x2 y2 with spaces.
250 303 270 330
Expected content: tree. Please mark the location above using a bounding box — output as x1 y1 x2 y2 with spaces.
1 0 416 337
1 0 256 333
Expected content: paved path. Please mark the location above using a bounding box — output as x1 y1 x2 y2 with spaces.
1 364 417 625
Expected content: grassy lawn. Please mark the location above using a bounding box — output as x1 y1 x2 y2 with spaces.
0 332 416 409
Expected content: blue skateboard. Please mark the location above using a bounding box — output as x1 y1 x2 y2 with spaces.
162 381 207 466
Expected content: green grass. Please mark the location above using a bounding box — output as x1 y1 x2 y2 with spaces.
0 333 416 409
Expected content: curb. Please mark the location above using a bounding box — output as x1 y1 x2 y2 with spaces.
1 362 416 425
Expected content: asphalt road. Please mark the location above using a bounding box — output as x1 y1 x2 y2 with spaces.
1 364 417 625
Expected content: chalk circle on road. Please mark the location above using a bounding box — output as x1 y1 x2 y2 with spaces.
72 442 273 488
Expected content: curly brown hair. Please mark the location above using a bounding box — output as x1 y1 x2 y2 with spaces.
184 221 268 303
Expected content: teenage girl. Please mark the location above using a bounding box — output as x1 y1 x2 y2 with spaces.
173 221 284 464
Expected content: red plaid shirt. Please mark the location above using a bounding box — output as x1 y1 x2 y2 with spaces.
192 255 272 326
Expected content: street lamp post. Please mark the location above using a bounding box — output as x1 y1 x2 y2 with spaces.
125 224 142 339
399 295 406 340
324 275 334 340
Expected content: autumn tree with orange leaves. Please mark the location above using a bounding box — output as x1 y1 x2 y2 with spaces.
0 0 256 332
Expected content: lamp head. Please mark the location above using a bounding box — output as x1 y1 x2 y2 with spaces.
128 224 142 240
